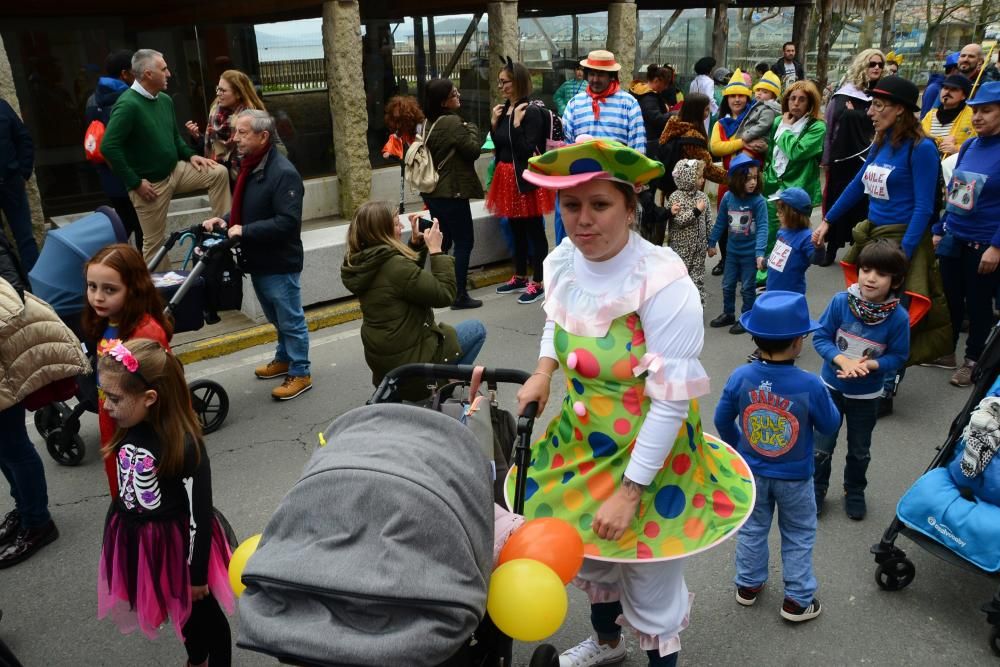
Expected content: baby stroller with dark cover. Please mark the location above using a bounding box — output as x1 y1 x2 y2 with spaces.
28 209 236 465
872 322 1000 655
236 363 560 667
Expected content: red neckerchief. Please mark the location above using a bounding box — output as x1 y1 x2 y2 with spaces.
587 80 620 120
229 143 269 228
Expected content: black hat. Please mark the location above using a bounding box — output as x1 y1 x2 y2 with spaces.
870 75 920 112
694 56 716 76
941 73 973 98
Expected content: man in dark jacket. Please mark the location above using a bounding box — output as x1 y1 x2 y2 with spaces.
0 97 38 271
772 42 805 86
85 50 143 250
202 109 311 400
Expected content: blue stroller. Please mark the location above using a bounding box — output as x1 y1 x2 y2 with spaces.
28 208 233 465
872 322 1000 655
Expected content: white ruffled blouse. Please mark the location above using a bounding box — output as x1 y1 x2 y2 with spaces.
539 232 710 485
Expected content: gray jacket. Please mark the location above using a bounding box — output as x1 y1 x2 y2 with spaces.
741 99 781 143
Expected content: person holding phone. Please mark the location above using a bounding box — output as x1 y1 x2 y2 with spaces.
341 201 487 399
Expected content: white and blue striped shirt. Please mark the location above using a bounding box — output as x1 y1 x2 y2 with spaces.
561 89 646 153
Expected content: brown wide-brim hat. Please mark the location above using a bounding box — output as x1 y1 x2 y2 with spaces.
580 49 621 72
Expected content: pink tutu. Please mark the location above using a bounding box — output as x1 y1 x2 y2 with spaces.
98 510 236 641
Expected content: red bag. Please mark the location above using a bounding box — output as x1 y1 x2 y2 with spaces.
84 120 106 164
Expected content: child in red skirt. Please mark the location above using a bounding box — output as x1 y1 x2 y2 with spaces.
487 59 555 305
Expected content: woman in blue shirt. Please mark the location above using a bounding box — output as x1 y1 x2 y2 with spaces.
931 82 1000 387
812 76 952 413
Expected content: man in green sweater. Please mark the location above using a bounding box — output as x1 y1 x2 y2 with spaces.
101 49 231 268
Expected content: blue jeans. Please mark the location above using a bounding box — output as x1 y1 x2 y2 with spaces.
813 388 880 495
0 404 50 529
251 272 310 377
0 174 39 271
722 252 757 315
453 320 487 366
735 475 817 607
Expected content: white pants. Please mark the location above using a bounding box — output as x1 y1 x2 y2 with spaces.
576 558 691 656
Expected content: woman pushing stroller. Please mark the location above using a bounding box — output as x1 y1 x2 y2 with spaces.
514 139 753 666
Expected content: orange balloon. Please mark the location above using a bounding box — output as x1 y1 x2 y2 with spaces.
497 517 584 584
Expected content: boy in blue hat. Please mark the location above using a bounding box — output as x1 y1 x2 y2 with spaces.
708 153 769 334
714 290 841 622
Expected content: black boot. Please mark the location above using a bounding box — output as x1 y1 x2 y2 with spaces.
0 520 58 569
451 293 483 310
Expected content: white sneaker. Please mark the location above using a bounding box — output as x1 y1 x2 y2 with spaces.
559 634 627 667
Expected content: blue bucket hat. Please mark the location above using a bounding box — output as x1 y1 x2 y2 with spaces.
728 152 759 175
969 81 1000 107
944 52 959 70
740 291 821 339
768 187 813 215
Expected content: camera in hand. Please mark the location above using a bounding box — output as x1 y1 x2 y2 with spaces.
418 217 434 232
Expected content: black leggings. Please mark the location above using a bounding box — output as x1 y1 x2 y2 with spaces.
423 196 476 296
182 595 231 666
510 216 547 282
109 195 143 251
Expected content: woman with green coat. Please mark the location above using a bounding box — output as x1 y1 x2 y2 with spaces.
341 201 486 397
751 80 827 258
420 78 485 310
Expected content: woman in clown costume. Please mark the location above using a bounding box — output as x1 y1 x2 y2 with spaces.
513 139 754 667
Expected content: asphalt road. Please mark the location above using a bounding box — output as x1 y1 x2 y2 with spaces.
1 254 994 666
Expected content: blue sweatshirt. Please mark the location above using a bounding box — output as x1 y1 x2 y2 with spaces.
715 360 841 480
933 135 1000 248
824 132 938 259
766 227 814 294
813 291 911 398
709 191 769 258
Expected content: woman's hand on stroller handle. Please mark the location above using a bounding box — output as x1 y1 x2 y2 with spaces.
201 217 227 233
518 360 557 415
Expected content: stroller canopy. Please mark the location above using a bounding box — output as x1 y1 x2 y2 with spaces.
28 206 127 316
238 403 494 667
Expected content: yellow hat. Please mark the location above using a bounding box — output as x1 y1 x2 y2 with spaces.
886 51 904 66
753 70 782 98
723 68 752 97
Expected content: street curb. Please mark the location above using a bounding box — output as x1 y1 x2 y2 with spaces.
174 262 515 366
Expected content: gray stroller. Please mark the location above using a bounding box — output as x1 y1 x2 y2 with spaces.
236 364 559 667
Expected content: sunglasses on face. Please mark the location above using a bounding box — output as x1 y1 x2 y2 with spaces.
868 61 884 69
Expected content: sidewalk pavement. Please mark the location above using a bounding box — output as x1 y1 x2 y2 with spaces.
172 262 514 365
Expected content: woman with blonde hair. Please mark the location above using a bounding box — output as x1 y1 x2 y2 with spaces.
340 201 486 396
185 69 268 180
817 49 886 265
759 80 826 261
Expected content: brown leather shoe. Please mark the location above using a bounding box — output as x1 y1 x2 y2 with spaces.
0 520 58 569
0 511 20 547
272 375 312 401
255 360 290 379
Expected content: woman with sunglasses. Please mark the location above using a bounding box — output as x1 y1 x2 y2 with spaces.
814 76 952 414
817 49 886 266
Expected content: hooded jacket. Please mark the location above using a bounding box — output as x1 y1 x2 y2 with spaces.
666 159 711 230
340 244 461 394
422 112 484 200
85 77 131 197
658 117 728 186
629 81 672 158
921 72 945 119
740 98 781 143
762 115 826 205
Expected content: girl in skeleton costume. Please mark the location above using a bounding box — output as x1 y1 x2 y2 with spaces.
97 339 233 666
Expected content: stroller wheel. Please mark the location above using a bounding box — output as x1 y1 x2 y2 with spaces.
875 556 916 591
529 644 560 667
33 406 61 439
45 428 86 466
189 380 230 435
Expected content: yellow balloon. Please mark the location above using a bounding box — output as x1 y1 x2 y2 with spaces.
486 559 568 642
228 533 262 598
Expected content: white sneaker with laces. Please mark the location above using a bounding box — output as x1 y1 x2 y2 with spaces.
558 634 627 667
